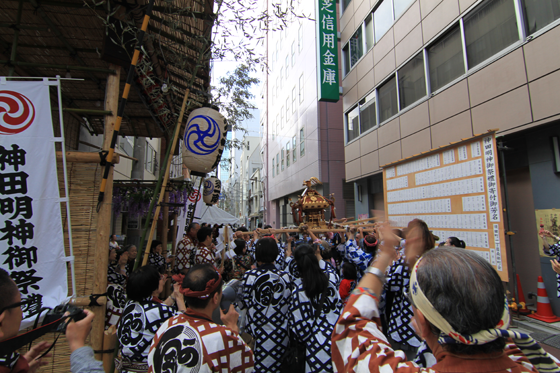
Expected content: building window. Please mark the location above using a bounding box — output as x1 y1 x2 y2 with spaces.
394 0 414 19
276 153 280 175
291 41 296 66
298 23 303 52
246 141 250 151
286 142 290 167
145 142 156 174
286 98 290 119
427 24 465 92
281 108 284 128
374 0 393 43
272 121 275 140
463 0 519 69
398 52 426 109
292 136 297 163
523 0 560 35
280 68 283 87
342 0 352 13
346 106 360 142
378 76 398 123
349 27 364 68
360 92 376 134
272 158 275 177
299 74 304 103
300 127 305 156
365 14 374 51
281 148 285 171
285 56 289 78
292 87 297 113
342 44 350 76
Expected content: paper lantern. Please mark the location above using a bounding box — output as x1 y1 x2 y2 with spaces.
203 176 222 206
182 108 226 176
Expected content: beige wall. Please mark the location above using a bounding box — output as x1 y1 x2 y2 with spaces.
342 0 560 181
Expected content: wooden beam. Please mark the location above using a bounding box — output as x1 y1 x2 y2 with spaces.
56 151 121 164
0 60 117 74
91 64 121 362
70 296 107 307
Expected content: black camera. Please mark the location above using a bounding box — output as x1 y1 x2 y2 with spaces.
42 303 86 333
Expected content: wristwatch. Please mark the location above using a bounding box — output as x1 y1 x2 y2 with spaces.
365 266 386 283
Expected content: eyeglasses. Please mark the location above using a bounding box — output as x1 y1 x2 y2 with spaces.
0 298 32 315
404 289 416 308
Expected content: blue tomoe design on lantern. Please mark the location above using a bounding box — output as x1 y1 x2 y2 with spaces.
184 115 221 155
203 180 214 196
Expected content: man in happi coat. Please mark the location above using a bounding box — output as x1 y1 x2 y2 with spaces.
175 223 200 274
194 227 217 267
240 238 293 373
148 264 254 372
332 225 560 373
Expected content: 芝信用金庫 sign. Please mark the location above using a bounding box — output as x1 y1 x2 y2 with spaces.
316 0 340 102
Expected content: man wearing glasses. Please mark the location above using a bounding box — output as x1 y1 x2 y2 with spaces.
0 268 103 373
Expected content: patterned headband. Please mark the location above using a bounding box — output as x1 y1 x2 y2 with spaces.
410 258 560 372
363 235 378 247
172 272 222 299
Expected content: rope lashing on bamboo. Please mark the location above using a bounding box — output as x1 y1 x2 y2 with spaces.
96 1 155 212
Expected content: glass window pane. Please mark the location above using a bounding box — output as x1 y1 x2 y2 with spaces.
374 0 393 43
394 0 414 19
378 76 398 123
398 53 426 109
523 0 560 35
428 25 465 92
343 0 352 13
346 106 360 142
343 44 350 75
350 28 363 68
292 136 297 162
365 15 374 50
464 0 519 69
360 93 377 133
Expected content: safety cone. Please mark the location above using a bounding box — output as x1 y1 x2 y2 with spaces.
527 276 560 323
516 274 531 315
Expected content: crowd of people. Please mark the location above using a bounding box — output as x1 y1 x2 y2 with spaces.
1 219 560 373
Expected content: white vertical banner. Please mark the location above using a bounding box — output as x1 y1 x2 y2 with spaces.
0 80 68 327
176 180 203 242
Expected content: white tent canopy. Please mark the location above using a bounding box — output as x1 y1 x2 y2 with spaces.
194 205 241 226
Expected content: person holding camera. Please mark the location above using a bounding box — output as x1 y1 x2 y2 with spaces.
0 268 104 373
148 263 254 372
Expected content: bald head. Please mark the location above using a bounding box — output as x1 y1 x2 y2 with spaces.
182 264 222 309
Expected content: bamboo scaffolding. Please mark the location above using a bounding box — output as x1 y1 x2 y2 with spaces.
141 89 190 267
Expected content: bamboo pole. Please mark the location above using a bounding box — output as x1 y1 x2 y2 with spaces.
56 151 120 164
91 64 121 362
220 226 228 272
341 217 379 225
141 90 190 267
162 191 169 254
171 212 178 270
102 326 117 373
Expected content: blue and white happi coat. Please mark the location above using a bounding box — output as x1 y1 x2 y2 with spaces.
117 297 178 369
288 271 342 373
382 257 421 349
240 265 293 373
544 242 560 297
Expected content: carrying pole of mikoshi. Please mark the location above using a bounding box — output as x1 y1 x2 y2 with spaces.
96 0 155 211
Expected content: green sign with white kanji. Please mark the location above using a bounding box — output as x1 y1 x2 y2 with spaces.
316 0 340 102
